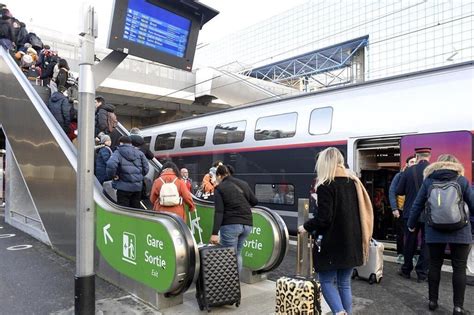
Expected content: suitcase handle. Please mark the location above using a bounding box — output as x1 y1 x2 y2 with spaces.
188 208 204 245
296 233 314 277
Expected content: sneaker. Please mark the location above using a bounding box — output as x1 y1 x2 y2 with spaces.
396 254 404 264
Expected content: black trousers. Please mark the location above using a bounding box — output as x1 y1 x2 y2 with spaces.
402 219 429 278
428 243 471 308
396 216 404 255
117 190 142 209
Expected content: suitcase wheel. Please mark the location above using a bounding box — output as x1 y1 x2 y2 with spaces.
235 301 240 308
351 269 358 280
369 274 376 285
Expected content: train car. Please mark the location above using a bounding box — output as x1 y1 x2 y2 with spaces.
141 62 474 236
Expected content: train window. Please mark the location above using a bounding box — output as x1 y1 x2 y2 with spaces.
309 107 333 135
180 127 207 148
255 183 295 205
154 132 176 151
213 120 247 145
143 136 151 147
254 112 297 141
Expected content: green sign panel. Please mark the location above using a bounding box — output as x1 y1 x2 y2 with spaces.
96 206 177 293
242 213 274 270
186 205 275 271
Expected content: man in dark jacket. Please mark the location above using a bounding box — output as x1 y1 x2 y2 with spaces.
94 96 116 137
210 165 258 272
397 147 431 281
47 86 72 134
389 155 416 263
106 136 149 209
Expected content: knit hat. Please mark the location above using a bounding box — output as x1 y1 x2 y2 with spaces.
100 134 111 144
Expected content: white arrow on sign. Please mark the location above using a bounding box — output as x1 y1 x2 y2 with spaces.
103 224 114 244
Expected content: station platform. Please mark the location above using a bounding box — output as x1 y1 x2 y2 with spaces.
1 214 473 314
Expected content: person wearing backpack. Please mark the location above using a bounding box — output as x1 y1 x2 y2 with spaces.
94 96 117 137
408 154 474 314
54 58 71 91
150 161 195 221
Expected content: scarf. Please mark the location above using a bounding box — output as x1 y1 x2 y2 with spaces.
335 166 374 263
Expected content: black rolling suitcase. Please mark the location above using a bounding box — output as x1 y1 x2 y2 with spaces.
196 245 241 312
190 210 241 312
275 234 322 315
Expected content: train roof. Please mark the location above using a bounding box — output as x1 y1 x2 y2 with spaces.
142 61 474 130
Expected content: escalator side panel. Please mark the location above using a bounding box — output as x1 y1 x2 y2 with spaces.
0 49 77 257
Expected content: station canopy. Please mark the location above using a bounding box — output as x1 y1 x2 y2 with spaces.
245 36 368 84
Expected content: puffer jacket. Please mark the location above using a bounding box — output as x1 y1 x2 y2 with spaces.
106 144 149 192
95 146 112 184
408 161 474 244
47 92 71 133
95 103 115 137
150 169 195 221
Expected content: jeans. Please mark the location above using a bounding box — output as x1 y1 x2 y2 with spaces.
318 268 353 314
428 243 471 308
116 190 142 209
219 224 252 273
402 219 429 278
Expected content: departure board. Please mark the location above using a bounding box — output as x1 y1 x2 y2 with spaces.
123 0 191 58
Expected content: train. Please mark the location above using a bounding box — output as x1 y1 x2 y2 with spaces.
141 61 474 236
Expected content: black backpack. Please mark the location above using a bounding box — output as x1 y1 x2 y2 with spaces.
425 179 469 231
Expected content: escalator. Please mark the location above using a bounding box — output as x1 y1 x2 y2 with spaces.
0 47 198 297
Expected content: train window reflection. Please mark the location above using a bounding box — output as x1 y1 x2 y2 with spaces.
255 183 295 205
154 132 176 151
254 112 298 141
181 127 207 148
213 120 246 145
309 107 333 135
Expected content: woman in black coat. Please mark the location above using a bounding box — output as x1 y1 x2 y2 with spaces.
298 147 373 315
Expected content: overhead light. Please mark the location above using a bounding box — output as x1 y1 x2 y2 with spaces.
160 110 167 114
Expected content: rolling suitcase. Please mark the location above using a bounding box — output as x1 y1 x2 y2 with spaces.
275 234 322 315
352 239 384 284
191 211 241 312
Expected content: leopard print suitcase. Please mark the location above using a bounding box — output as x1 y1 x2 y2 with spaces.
275 276 322 315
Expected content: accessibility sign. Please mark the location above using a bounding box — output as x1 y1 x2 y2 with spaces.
96 206 178 293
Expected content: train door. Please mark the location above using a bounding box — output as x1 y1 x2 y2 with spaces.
354 137 401 241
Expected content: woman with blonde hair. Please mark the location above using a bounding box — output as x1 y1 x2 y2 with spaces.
298 147 373 315
408 154 473 314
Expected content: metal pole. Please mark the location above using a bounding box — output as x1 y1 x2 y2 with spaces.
297 198 310 277
75 5 97 315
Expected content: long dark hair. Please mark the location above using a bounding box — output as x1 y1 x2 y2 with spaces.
161 161 180 178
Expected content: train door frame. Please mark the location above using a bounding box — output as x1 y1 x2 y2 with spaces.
348 134 408 246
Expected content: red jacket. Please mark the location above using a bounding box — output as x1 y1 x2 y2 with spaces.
150 170 195 221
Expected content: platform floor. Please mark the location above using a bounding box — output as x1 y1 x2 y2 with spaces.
0 215 472 314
